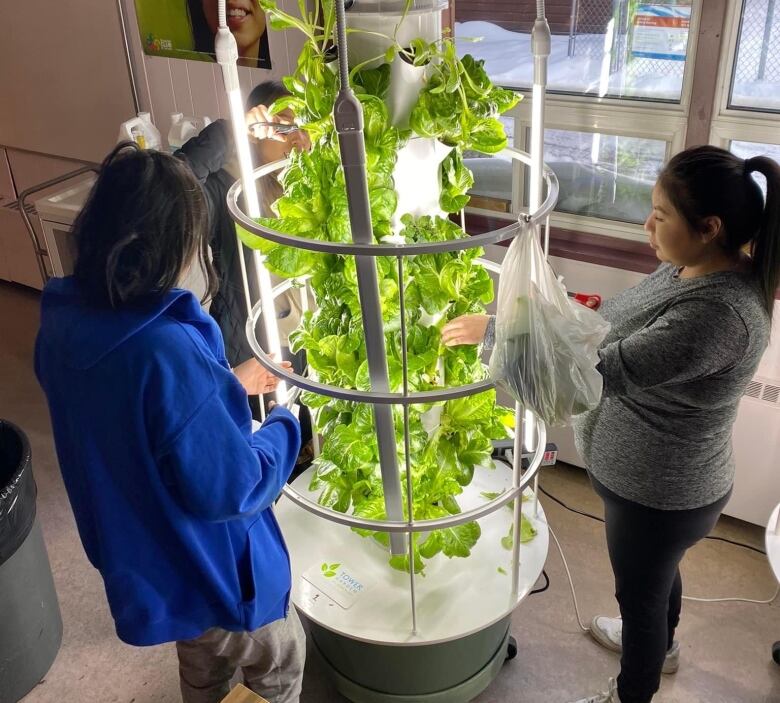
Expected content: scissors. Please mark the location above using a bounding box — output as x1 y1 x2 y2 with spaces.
248 121 300 135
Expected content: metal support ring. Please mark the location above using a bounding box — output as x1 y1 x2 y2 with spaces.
227 146 559 257
245 259 504 406
279 419 547 533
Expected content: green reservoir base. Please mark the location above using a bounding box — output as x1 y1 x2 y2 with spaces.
308 616 515 703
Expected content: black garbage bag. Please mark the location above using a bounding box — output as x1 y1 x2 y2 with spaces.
0 419 37 565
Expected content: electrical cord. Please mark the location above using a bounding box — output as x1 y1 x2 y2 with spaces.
538 482 780 609
538 484 769 555
682 586 780 605
703 534 767 556
539 485 604 523
548 524 590 632
530 569 550 595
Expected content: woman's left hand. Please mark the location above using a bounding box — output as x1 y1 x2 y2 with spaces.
441 314 490 346
233 358 292 395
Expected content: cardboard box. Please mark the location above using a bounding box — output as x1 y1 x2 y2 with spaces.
220 683 270 703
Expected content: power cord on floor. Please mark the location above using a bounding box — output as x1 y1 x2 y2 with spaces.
537 483 780 612
538 484 770 555
530 569 550 595
681 586 780 605
548 525 590 632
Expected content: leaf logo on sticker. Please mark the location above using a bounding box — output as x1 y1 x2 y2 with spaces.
321 562 341 578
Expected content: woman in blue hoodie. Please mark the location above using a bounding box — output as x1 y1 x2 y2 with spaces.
35 142 305 703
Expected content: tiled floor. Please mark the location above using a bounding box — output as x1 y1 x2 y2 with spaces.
2 281 778 703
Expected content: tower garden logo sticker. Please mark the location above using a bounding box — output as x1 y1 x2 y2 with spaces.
321 562 341 578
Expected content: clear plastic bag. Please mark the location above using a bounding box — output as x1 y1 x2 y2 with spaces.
488 224 611 427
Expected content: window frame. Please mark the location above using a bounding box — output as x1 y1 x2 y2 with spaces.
461 0 703 240
710 0 780 152
715 0 780 118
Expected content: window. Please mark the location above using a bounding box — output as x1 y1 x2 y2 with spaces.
465 116 515 213
455 0 696 102
539 129 665 223
730 139 780 194
711 0 780 191
455 1 697 238
729 0 780 112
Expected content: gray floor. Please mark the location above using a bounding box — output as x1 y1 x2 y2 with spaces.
1 280 779 703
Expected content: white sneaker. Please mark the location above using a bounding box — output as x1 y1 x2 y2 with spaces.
589 616 680 674
569 677 620 703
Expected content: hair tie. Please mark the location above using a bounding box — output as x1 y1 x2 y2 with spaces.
744 156 756 176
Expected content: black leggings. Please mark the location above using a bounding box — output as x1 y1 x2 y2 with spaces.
591 476 731 703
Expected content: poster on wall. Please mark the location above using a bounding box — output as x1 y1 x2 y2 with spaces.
630 4 691 61
134 0 272 69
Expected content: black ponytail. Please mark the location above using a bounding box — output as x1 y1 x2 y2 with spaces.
745 155 780 316
659 145 780 318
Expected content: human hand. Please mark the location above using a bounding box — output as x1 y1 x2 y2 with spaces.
441 314 490 346
245 105 293 143
233 358 293 395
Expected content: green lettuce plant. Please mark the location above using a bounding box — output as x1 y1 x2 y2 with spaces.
240 0 534 573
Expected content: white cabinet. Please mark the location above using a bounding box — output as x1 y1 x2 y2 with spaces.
0 201 46 290
35 177 96 278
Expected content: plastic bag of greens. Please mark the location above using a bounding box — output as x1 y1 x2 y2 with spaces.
488 223 610 426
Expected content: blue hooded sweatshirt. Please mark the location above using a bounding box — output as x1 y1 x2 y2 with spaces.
35 277 301 646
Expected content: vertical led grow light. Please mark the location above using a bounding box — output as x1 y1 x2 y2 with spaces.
215 2 286 403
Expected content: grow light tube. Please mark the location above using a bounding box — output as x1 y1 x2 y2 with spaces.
215 2 286 404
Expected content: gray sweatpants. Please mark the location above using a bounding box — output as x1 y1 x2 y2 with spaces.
176 609 306 703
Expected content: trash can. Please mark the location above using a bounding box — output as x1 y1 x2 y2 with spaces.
0 420 63 703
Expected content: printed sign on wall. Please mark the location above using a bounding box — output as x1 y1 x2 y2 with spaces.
631 4 691 62
134 0 272 69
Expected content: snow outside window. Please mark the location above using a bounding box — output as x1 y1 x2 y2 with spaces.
730 0 780 112
454 1 695 102
730 139 780 195
536 129 664 224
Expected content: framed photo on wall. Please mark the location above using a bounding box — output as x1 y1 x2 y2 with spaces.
134 0 272 69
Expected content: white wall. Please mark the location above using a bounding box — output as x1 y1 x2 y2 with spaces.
0 1 136 164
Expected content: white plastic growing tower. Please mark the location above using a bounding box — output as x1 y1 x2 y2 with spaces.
225 0 558 699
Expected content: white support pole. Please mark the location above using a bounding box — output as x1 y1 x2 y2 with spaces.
510 406 525 599
215 3 286 404
528 3 551 521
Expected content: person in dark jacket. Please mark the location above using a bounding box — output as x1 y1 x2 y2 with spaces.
442 146 780 703
174 80 309 367
175 79 313 455
35 143 305 703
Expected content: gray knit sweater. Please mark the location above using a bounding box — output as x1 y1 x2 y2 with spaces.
572 264 770 510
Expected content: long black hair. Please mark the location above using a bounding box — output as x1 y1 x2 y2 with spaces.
73 142 218 308
245 80 289 111
659 145 780 316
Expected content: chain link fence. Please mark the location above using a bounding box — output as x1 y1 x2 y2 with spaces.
734 0 780 85
569 0 689 84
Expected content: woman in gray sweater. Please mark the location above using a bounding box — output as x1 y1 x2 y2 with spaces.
442 145 780 703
